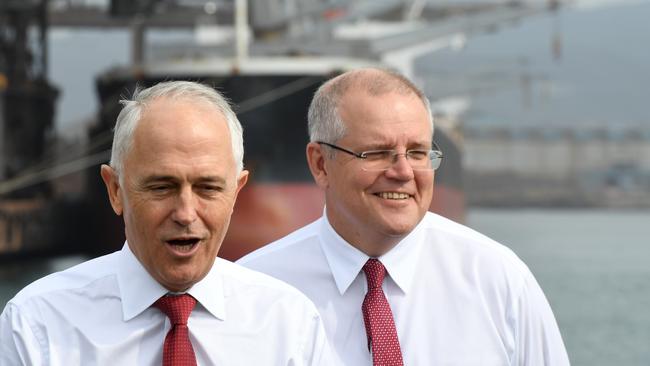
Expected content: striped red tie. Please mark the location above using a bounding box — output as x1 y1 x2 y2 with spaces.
362 259 404 366
154 294 198 366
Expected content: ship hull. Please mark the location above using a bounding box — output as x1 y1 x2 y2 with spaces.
1 72 464 261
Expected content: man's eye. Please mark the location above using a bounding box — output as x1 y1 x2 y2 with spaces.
408 150 429 160
150 185 172 192
363 151 391 161
198 185 223 193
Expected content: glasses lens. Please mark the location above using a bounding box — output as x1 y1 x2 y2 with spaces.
429 155 442 170
360 151 442 171
411 159 434 171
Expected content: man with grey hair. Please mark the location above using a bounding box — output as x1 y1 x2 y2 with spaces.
1 81 331 365
239 68 570 365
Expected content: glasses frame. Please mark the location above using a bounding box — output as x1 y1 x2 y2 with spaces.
316 141 443 171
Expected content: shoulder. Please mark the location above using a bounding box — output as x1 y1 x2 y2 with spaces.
215 258 323 323
7 251 121 308
211 259 330 362
218 257 316 304
237 218 322 266
420 212 533 282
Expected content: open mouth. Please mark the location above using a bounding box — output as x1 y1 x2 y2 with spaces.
166 238 200 253
375 192 411 200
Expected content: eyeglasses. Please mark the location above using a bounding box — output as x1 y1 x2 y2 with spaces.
317 141 443 171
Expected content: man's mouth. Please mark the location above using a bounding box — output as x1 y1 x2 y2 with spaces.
166 238 200 253
376 192 411 200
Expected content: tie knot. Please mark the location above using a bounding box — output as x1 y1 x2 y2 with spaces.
363 259 386 289
154 294 197 325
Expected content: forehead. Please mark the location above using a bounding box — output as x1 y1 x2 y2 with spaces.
124 98 234 174
338 90 432 145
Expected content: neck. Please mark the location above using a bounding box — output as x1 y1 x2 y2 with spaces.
355 240 399 258
326 215 404 258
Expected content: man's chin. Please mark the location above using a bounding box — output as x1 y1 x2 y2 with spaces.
157 264 212 292
376 212 423 235
160 277 198 292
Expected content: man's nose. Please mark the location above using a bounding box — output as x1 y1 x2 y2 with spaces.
171 187 198 226
385 153 415 180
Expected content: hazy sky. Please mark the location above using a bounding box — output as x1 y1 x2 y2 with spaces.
415 0 650 129
48 0 650 136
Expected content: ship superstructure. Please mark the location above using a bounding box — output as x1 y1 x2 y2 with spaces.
0 0 562 260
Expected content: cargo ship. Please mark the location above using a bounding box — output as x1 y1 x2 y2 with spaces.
0 0 558 261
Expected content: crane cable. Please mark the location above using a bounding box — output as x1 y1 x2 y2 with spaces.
0 76 322 195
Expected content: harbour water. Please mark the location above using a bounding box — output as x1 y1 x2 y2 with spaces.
468 208 650 366
2 208 649 365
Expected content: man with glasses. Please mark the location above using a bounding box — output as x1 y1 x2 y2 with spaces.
239 68 569 365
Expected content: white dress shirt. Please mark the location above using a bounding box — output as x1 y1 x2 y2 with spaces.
1 243 331 366
238 212 570 366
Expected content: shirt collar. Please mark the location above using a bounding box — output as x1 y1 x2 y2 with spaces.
378 222 424 295
318 213 425 296
319 215 368 295
186 259 226 321
117 242 226 321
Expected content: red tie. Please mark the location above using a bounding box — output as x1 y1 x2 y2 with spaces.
154 294 198 366
362 259 404 366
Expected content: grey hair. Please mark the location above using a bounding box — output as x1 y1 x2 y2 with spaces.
307 67 433 148
109 80 244 177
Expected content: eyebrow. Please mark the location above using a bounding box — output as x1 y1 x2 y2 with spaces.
141 175 228 185
361 141 432 151
409 142 432 149
195 176 228 185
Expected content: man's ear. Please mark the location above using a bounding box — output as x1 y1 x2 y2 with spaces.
306 142 329 189
100 164 123 216
234 169 249 197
